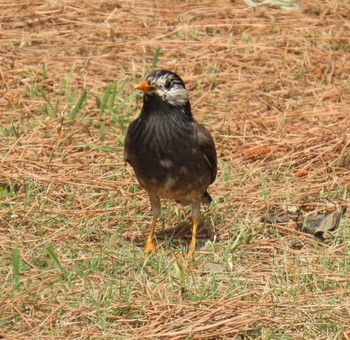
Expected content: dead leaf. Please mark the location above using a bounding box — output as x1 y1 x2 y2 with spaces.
302 207 346 242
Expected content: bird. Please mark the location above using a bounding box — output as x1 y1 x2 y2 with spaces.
124 70 217 253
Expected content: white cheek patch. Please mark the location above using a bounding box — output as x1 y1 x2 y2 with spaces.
149 73 189 106
162 88 188 106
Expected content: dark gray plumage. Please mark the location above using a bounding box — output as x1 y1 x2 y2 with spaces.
124 70 217 253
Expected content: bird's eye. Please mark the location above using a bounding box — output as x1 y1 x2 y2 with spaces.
164 79 172 90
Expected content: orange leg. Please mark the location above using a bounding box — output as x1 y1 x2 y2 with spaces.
145 216 157 254
188 218 199 252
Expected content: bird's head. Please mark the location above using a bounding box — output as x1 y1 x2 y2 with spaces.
135 70 189 107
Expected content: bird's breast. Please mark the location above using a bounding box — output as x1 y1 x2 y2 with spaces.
126 116 211 200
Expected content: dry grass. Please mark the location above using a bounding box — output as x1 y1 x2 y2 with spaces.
1 0 350 338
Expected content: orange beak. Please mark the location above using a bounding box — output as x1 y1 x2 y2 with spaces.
135 80 156 92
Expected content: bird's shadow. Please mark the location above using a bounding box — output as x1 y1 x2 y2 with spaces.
133 219 215 250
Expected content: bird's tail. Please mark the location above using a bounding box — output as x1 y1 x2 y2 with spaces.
201 191 212 204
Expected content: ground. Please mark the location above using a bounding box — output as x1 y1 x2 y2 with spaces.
0 0 350 338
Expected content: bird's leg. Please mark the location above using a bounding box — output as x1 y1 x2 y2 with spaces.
188 201 200 252
145 194 161 254
188 218 199 251
145 216 157 253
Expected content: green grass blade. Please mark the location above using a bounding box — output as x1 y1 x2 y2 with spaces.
229 228 244 253
37 86 52 113
100 122 106 141
114 90 139 114
115 79 129 97
99 83 112 118
80 143 116 152
24 184 31 207
152 47 161 68
112 80 129 111
12 248 21 291
108 82 118 114
69 89 87 120
45 245 65 273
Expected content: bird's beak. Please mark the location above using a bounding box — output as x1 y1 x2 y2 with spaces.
135 80 156 92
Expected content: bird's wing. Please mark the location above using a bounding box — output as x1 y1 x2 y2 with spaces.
123 133 130 163
123 119 138 165
195 122 217 184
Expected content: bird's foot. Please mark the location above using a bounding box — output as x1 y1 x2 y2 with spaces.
145 240 156 254
186 240 198 259
186 249 199 259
